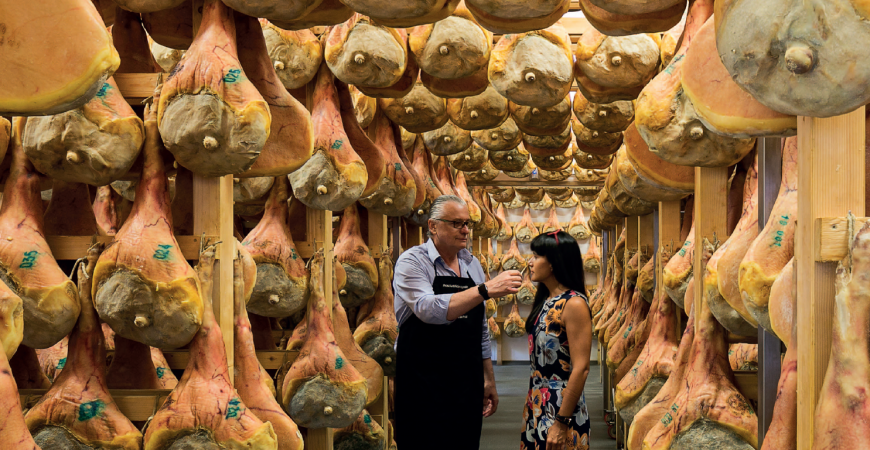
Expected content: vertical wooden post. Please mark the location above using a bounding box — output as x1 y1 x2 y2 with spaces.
796 108 866 449
693 167 729 325
625 216 639 253
756 138 783 445
368 212 388 257
639 213 655 260
193 175 235 381
308 206 335 449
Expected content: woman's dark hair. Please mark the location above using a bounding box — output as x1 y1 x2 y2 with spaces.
525 231 588 334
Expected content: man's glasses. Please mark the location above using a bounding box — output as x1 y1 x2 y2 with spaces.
434 219 473 229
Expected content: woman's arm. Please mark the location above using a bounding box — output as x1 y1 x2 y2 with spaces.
558 296 593 418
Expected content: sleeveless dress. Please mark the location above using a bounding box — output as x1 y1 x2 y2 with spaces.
520 290 591 450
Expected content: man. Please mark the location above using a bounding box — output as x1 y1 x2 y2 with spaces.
393 195 522 450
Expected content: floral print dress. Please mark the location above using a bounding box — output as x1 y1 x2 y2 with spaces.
521 290 590 450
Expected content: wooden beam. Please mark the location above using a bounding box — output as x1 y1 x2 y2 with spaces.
814 216 870 262
113 73 160 103
368 212 389 258
639 213 655 256
693 167 729 327
796 108 866 449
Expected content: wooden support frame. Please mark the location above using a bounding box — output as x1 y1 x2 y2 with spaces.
795 108 866 449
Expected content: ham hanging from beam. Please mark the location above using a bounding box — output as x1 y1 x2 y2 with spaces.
93 100 203 349
25 244 143 449
0 119 80 349
144 242 279 448
0 344 40 449
235 13 314 177
335 204 379 309
332 279 384 406
359 111 418 216
335 79 386 200
234 255 305 450
157 0 271 177
0 0 120 116
325 14 408 89
241 177 310 318
289 64 368 211
354 252 399 376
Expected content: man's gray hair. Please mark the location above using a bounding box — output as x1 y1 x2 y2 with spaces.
428 195 467 236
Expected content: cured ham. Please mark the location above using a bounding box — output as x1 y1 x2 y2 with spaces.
43 181 99 236
573 91 634 133
760 318 796 450
221 0 320 23
453 171 482 223
606 168 657 217
113 0 186 13
431 156 457 196
728 343 758 371
567 203 591 241
261 21 322 91
716 0 870 117
768 258 795 346
446 86 508 131
144 243 278 449
420 62 489 98
409 5 492 81
107 335 178 389
573 119 622 157
607 288 650 372
282 251 368 428
636 254 655 302
583 237 602 273
423 120 473 156
241 177 309 317
0 1 120 116
289 64 367 211
404 136 443 226
449 143 488 172
379 84 448 134
268 0 354 31
335 409 388 449
332 280 385 406
681 18 796 138
92 101 203 349
141 1 193 50
464 161 500 183
495 203 514 241
615 248 678 424
335 204 379 308
514 206 540 244
334 80 386 200
663 212 695 308
574 29 660 104
540 207 561 234
467 0 569 34
639 256 758 450
488 24 574 108
25 244 142 449
739 137 797 332
510 97 571 137
635 2 756 168
0 344 39 449
503 302 525 338
325 15 407 89
0 119 79 349
588 0 685 15
236 14 314 177
501 239 527 272
517 270 536 305
619 122 694 203
578 0 684 36
359 112 418 216
23 77 144 187
708 155 760 335
9 345 50 389
626 309 694 448
354 253 399 376
472 117 524 152
157 0 271 177
487 316 501 339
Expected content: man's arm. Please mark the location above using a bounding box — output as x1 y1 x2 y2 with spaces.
393 253 454 324
482 358 499 417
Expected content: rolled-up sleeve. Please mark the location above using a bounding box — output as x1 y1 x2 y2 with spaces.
394 252 454 325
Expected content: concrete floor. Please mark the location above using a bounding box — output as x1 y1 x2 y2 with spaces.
481 361 612 450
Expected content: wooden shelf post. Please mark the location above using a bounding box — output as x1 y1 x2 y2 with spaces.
795 108 866 449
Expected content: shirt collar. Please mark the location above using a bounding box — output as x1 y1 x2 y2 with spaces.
425 238 473 266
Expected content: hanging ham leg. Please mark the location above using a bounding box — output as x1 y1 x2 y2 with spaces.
641 237 758 450
335 204 379 309
93 99 203 350
0 118 80 349
0 345 39 449
627 308 694 449
234 255 304 450
354 252 399 376
144 242 278 449
616 247 679 424
157 0 271 177
43 181 99 236
760 313 796 450
93 186 122 236
281 251 368 428
335 409 388 449
107 336 172 389
241 176 310 317
607 288 650 372
9 345 51 389
664 216 695 308
813 217 870 449
739 137 797 333
332 275 385 406
25 243 143 449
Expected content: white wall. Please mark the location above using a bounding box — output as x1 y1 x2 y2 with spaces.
490 203 599 362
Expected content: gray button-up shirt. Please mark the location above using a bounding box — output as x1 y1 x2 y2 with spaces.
393 239 492 359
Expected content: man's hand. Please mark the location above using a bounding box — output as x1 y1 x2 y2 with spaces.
482 380 499 418
486 270 522 298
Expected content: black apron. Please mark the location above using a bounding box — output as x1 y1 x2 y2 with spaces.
395 258 485 450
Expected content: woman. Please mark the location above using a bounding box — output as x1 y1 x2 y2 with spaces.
521 231 592 450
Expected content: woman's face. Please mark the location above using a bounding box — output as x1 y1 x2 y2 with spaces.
529 253 553 283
